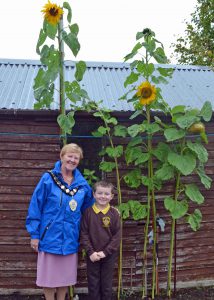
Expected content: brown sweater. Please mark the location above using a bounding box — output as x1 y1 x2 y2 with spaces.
80 205 121 257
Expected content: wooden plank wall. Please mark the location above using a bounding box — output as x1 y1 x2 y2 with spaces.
0 112 214 294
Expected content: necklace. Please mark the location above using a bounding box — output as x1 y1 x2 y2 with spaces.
47 171 79 196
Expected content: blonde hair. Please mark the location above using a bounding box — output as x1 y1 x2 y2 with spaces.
60 143 83 160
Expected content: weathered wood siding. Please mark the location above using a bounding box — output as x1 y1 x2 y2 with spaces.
0 111 214 294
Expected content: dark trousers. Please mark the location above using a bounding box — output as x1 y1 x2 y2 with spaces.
86 252 117 300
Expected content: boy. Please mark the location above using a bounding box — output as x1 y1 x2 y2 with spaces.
81 180 121 300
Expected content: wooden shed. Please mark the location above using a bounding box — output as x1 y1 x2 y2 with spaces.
0 59 214 296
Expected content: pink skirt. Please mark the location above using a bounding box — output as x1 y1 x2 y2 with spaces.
36 251 78 288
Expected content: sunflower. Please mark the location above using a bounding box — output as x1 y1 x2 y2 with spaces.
136 81 156 105
42 1 63 25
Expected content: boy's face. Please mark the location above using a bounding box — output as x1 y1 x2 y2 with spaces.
93 186 114 209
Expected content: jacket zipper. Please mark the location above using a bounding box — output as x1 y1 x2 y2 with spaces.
40 220 53 241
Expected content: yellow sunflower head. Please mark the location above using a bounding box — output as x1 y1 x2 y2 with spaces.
42 1 63 25
136 81 157 105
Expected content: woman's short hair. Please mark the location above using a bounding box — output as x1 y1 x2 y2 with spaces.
60 143 83 159
93 180 115 194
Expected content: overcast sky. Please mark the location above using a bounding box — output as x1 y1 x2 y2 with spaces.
0 0 197 63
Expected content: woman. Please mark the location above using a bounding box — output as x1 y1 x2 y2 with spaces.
26 143 94 300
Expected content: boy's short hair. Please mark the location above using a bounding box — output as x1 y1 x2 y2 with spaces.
93 180 115 194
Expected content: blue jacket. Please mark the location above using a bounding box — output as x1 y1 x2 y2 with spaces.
26 161 94 255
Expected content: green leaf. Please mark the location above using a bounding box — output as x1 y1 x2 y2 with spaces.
43 20 57 40
185 184 204 204
99 161 116 172
124 72 139 88
106 145 123 158
187 209 202 231
144 123 161 134
134 153 150 165
40 45 60 72
164 128 186 142
164 197 188 219
124 42 142 61
36 29 47 54
63 2 72 23
113 125 127 137
117 203 130 219
62 31 80 57
65 81 81 103
168 152 196 175
127 124 145 137
127 136 143 148
155 163 175 181
106 117 118 125
176 115 199 129
171 105 186 115
57 112 75 134
199 101 212 122
69 23 79 36
153 47 168 64
75 61 86 81
124 169 142 188
187 140 208 163
128 200 147 220
196 166 212 189
153 142 171 162
157 67 174 77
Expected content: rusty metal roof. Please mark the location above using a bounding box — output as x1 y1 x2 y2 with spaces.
0 59 213 111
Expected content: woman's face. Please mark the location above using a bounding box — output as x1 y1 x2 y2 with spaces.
61 151 81 172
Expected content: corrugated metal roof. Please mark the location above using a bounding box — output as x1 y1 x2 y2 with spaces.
0 59 213 111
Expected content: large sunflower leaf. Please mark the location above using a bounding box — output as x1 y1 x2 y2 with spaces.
99 161 116 172
124 169 142 188
43 20 57 40
128 200 147 220
57 112 75 134
187 209 202 231
63 2 72 23
196 166 212 189
117 203 130 219
175 115 199 129
36 29 47 54
185 184 204 204
106 146 123 158
75 61 86 82
124 72 139 88
153 142 171 162
187 141 208 163
114 125 127 137
164 128 186 142
127 124 145 137
164 197 188 219
167 152 196 175
155 163 175 181
199 101 212 122
125 146 142 165
62 31 80 57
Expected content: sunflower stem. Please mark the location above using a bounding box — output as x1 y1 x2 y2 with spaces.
58 16 67 145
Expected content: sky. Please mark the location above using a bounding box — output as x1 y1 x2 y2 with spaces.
0 0 197 64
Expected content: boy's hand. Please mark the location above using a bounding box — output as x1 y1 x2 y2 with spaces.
89 252 100 262
97 251 106 259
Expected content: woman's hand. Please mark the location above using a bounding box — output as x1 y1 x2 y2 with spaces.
30 239 39 252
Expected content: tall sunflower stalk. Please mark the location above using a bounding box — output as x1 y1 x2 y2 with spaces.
34 1 88 145
122 28 173 299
